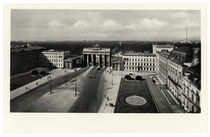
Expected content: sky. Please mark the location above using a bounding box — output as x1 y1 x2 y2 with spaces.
11 10 200 41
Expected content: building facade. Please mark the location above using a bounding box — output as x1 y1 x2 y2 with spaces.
82 44 111 67
41 49 70 69
122 53 157 73
11 45 45 75
64 56 82 69
167 58 184 101
180 64 201 113
112 56 124 71
158 52 170 84
152 44 174 54
171 46 193 63
181 75 200 113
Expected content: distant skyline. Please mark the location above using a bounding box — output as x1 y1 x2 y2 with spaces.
11 10 200 41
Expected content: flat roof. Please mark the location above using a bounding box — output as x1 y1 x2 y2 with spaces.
83 48 110 52
42 49 70 53
173 46 193 53
11 46 45 53
158 52 170 58
153 44 174 48
123 52 156 57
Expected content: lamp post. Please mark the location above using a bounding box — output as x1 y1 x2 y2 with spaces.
74 67 78 97
48 63 53 93
49 75 52 93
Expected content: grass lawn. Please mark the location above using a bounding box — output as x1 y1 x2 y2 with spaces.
114 78 158 113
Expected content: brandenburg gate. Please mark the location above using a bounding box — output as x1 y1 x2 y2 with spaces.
83 44 111 67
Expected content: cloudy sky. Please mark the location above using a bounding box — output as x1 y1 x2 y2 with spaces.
11 10 200 41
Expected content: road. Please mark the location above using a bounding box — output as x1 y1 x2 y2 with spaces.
10 66 106 112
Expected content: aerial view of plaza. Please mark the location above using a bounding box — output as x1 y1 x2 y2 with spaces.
10 10 201 113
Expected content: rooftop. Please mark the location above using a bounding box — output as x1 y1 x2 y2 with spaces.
158 51 170 59
173 46 193 53
64 56 81 62
123 52 156 57
111 56 123 63
11 45 45 53
153 44 174 48
187 64 201 78
42 49 70 53
83 47 110 52
168 55 184 66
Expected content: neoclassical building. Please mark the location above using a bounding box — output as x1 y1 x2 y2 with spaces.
152 44 174 54
167 57 184 101
122 52 157 73
82 44 111 67
41 49 71 69
181 65 201 113
158 52 170 84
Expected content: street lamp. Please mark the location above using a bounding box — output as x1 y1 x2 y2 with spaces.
49 75 52 93
74 67 78 97
48 63 53 93
112 71 114 86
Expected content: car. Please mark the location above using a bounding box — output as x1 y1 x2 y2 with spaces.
89 75 95 78
125 75 132 80
70 79 76 83
39 71 47 76
152 79 156 83
97 67 102 70
31 70 39 77
136 75 143 80
129 73 133 75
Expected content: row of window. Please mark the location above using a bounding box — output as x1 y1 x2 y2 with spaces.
182 97 198 113
125 62 155 66
46 55 63 59
125 67 155 71
124 58 155 62
49 59 63 63
182 85 199 105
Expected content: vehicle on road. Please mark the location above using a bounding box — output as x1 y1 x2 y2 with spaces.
125 75 134 80
136 75 144 80
40 71 48 76
31 70 39 77
89 75 95 79
70 79 76 83
97 67 102 70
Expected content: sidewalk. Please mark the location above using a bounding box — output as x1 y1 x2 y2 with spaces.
98 70 122 113
154 75 185 113
10 68 81 100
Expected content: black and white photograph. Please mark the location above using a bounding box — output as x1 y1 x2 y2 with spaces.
10 9 202 113
2 2 208 134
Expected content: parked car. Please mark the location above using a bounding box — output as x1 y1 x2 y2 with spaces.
125 75 131 79
97 67 102 70
39 71 47 76
125 75 134 80
31 70 39 77
136 75 143 80
70 79 76 83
